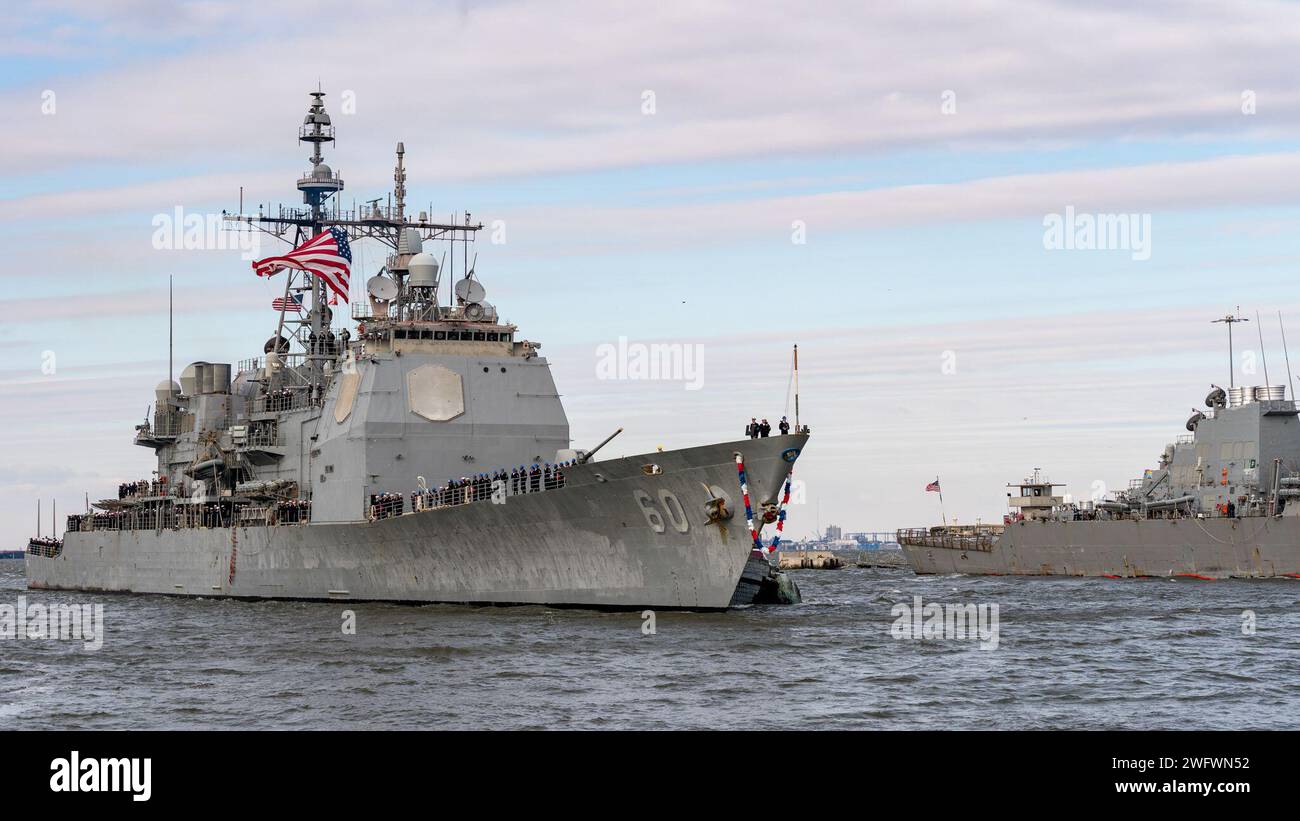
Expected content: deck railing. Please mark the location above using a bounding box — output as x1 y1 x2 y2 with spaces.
384 467 571 521
66 499 313 532
896 528 997 552
26 538 62 558
252 392 317 413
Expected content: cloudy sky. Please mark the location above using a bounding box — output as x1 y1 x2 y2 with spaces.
4 0 1300 546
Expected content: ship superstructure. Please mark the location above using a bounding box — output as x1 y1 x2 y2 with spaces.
26 90 806 609
901 317 1300 578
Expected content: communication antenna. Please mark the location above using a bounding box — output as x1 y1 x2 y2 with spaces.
439 250 448 308
1212 308 1249 389
1280 311 1296 402
220 88 483 382
1255 310 1270 386
168 275 173 388
393 142 406 223
366 274 398 301
454 276 486 305
793 344 800 433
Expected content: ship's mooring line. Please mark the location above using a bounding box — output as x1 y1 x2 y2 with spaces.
1190 515 1271 545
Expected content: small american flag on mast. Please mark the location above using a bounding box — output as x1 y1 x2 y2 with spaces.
271 293 305 314
925 479 941 492
252 227 352 301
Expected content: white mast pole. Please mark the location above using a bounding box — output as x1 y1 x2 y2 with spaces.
937 477 947 526
793 344 800 433
1256 310 1270 386
1279 311 1296 402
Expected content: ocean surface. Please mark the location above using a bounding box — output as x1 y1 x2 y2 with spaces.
2 557 1298 730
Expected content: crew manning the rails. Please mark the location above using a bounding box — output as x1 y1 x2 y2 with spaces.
27 535 62 558
383 461 576 520
746 417 788 438
118 477 168 499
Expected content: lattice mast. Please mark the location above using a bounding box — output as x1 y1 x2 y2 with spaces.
223 88 484 383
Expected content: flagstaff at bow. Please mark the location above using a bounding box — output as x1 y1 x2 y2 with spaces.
926 477 946 525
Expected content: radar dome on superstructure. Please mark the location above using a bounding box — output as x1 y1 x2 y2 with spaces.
407 253 439 287
154 380 181 402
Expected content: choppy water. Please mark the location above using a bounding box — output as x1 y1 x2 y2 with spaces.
2 558 1298 730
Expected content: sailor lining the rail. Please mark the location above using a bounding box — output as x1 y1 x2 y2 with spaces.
397 462 576 517
118 477 167 499
369 492 404 521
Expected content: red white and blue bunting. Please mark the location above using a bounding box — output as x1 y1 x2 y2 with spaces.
766 474 793 553
735 453 762 551
736 453 795 553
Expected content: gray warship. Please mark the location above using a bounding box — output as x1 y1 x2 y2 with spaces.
26 90 806 609
901 314 1300 579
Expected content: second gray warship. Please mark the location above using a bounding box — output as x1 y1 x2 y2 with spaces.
901 314 1300 578
25 90 806 609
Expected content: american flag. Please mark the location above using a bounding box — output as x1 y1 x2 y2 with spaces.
252 227 352 301
925 479 941 492
272 293 305 314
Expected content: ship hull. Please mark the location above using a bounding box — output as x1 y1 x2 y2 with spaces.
902 516 1300 578
27 435 807 609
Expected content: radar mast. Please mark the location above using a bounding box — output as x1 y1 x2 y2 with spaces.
295 86 345 382
222 88 485 386
1212 308 1250 390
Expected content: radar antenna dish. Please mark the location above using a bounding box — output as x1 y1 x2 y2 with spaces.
455 277 486 305
367 274 398 302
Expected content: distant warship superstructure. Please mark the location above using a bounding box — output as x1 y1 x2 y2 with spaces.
26 90 806 609
901 316 1300 578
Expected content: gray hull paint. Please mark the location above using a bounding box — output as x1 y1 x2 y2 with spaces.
902 515 1300 578
28 435 806 609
